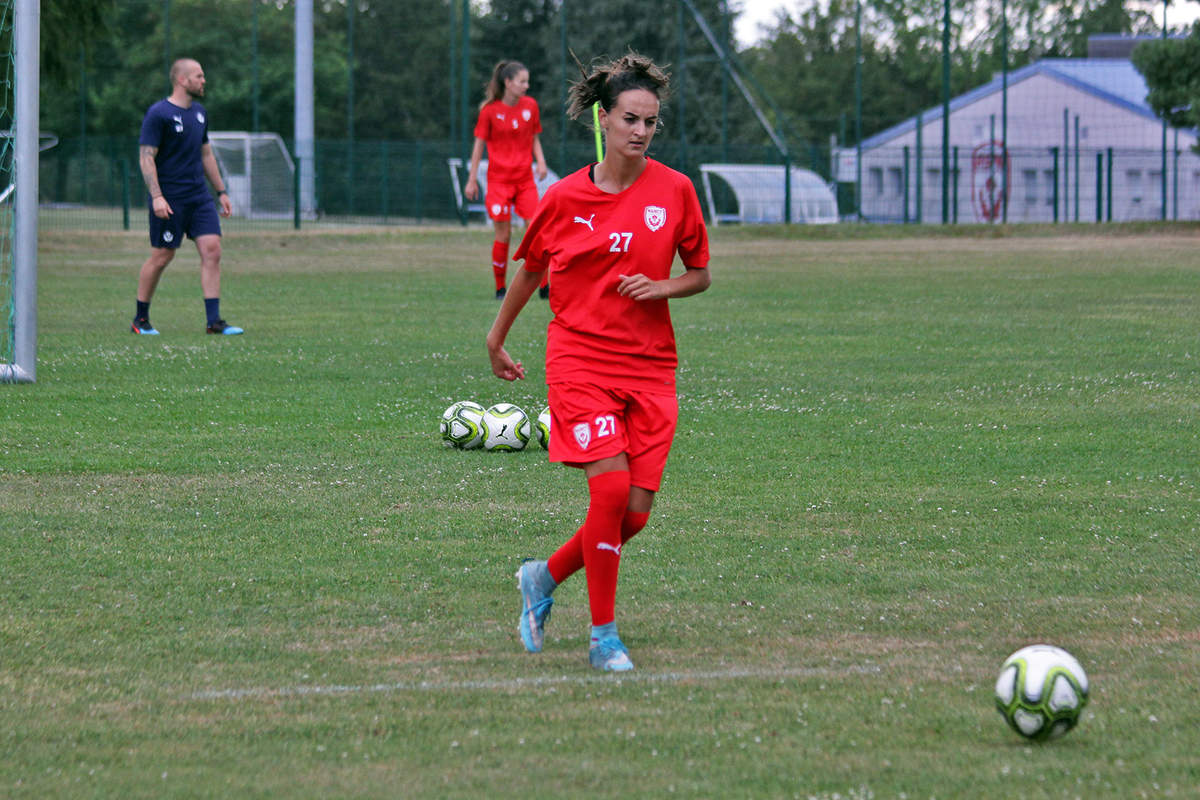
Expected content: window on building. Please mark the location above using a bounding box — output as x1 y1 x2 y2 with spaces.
887 167 903 196
869 167 884 196
1043 170 1056 206
1023 170 1037 204
1127 169 1142 204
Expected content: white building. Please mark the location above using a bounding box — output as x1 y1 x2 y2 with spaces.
839 57 1199 224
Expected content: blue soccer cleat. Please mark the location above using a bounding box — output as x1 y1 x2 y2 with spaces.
131 317 160 335
516 559 554 653
589 636 634 672
206 319 244 335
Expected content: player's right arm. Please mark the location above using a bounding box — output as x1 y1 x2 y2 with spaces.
139 144 172 219
464 137 486 201
485 266 540 381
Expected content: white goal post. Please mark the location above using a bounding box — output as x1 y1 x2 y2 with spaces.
1 0 39 384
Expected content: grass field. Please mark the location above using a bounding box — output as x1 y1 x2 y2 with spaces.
3 223 1199 798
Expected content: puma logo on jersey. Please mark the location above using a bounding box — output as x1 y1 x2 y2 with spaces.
596 542 621 556
573 214 595 231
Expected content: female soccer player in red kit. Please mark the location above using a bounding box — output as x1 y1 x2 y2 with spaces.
486 53 711 672
464 60 550 299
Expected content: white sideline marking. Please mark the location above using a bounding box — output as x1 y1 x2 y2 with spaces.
187 663 881 702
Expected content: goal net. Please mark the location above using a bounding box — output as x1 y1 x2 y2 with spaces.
208 131 295 220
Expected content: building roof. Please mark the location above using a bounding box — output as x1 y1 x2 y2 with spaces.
860 59 1167 150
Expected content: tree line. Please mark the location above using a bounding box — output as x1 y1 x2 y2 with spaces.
32 0 1194 163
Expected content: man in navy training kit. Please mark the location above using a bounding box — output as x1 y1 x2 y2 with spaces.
132 57 242 336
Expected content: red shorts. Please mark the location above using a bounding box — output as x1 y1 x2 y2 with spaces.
485 178 539 222
547 383 678 492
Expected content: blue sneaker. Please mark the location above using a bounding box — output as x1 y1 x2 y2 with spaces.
131 317 159 335
516 559 553 653
589 636 634 672
206 319 244 335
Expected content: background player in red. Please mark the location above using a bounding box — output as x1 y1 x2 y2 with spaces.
486 52 711 672
464 60 550 299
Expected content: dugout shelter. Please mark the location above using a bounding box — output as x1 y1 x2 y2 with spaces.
447 158 559 225
700 163 839 225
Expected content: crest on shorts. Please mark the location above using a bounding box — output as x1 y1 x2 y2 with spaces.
573 422 591 450
162 231 174 243
644 205 666 232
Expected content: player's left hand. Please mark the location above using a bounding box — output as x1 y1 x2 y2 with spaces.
535 164 548 182
617 273 666 301
218 193 233 218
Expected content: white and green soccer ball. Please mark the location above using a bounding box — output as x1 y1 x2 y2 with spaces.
482 403 530 452
994 644 1089 741
439 401 487 450
535 406 551 450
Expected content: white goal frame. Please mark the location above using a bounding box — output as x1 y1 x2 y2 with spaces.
1 0 39 384
208 131 296 220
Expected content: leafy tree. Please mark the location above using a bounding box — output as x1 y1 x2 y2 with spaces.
350 0 462 140
1132 21 1200 151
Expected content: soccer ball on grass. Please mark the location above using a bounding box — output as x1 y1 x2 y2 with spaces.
439 401 486 449
535 406 551 450
994 644 1089 741
482 403 530 452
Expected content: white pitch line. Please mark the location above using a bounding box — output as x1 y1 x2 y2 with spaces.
186 663 882 702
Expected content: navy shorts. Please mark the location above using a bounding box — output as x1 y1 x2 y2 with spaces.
148 194 222 249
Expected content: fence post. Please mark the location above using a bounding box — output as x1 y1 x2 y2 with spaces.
1106 147 1113 222
415 142 424 224
121 158 131 231
1050 146 1059 223
380 140 389 225
915 113 923 223
903 145 910 224
951 145 958 224
1095 152 1103 223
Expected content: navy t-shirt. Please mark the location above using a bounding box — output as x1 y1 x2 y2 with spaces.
138 99 211 200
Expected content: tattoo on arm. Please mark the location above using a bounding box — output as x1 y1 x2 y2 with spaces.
139 145 162 198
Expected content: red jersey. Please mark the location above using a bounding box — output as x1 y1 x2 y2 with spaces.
514 158 709 393
474 96 542 184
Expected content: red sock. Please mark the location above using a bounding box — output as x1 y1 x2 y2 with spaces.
621 510 650 544
492 240 508 290
547 526 584 585
548 507 649 584
569 471 631 627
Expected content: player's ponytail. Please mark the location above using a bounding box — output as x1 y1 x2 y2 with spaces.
481 60 528 110
567 51 670 120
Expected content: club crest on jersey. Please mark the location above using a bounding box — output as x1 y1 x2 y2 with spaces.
644 205 666 232
196 112 205 124
522 109 531 122
573 422 591 450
